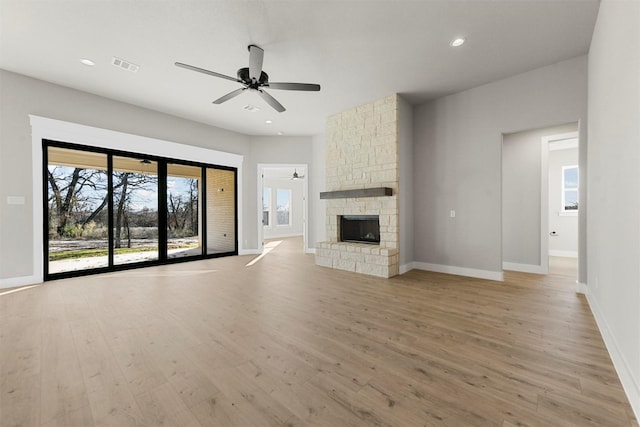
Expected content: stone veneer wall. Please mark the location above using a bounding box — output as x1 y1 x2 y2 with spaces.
315 94 400 278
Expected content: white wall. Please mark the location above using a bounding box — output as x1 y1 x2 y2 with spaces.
413 55 588 281
548 147 579 257
587 0 640 418
502 123 578 269
263 177 304 238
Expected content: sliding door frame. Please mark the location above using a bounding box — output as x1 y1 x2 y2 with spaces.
43 139 238 281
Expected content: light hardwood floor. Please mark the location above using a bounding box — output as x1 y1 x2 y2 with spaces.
1 237 636 426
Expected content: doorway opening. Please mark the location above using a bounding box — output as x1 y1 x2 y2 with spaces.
502 123 579 280
544 132 579 279
257 164 309 254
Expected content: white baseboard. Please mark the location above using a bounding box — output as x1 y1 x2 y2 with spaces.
399 263 413 275
0 275 42 290
264 232 304 239
305 248 316 254
576 281 588 294
549 250 578 258
412 262 504 282
238 249 261 256
585 291 640 422
502 262 546 274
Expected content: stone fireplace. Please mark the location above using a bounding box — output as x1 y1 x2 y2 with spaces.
315 94 400 278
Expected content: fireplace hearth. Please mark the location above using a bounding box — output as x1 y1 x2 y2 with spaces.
340 215 380 245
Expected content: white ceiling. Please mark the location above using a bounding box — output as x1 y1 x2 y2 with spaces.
0 0 599 136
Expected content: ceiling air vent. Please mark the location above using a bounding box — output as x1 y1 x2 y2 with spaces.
112 57 139 73
242 104 260 112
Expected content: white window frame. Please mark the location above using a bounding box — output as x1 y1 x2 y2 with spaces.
276 188 292 227
262 187 272 228
27 115 244 287
561 164 579 215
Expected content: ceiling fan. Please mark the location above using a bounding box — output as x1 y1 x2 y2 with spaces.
291 169 305 180
175 45 321 113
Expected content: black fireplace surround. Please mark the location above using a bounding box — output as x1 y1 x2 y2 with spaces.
339 215 380 245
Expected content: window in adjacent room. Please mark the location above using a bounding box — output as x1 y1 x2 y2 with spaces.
263 187 271 227
276 189 291 226
561 165 579 212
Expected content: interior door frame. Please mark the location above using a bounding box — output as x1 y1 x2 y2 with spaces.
541 131 579 275
257 163 309 253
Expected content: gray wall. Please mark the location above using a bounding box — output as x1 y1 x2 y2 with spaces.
413 55 588 278
502 123 578 266
0 69 316 280
262 177 304 239
587 0 640 414
398 96 414 270
549 147 579 255
310 134 327 248
0 70 249 280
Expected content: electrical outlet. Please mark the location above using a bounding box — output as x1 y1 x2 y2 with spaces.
450 210 456 218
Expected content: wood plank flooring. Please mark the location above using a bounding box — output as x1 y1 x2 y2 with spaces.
1 236 636 426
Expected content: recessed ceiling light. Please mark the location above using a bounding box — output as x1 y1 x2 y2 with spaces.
277 131 284 135
265 120 273 124
450 37 465 47
80 58 95 66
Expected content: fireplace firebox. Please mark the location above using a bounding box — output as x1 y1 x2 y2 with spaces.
339 215 380 245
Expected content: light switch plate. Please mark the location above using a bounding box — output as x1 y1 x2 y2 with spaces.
7 196 25 205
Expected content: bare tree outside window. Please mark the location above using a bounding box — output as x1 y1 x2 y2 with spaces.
276 189 291 226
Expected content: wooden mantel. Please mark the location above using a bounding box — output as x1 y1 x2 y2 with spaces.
320 187 393 200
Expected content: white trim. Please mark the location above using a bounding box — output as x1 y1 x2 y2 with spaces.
0 275 42 290
399 263 413 275
548 137 579 151
502 262 546 274
264 232 303 239
30 115 244 284
257 163 310 254
558 211 578 217
576 281 588 294
549 250 578 258
238 249 261 256
539 131 579 277
412 262 504 282
305 248 316 255
585 291 640 422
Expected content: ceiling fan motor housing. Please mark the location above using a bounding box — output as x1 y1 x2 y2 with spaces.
238 67 269 88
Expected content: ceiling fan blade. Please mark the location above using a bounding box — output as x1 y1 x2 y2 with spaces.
268 82 321 91
213 88 246 104
248 45 264 81
175 62 240 83
258 89 286 113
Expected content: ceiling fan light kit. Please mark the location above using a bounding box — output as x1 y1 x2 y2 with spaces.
175 45 320 113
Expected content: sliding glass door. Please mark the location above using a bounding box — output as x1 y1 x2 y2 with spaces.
44 141 237 280
112 156 159 265
167 163 202 258
46 146 109 274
